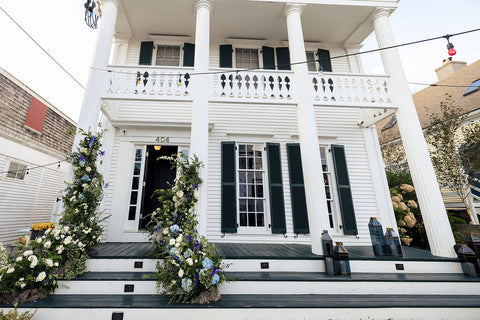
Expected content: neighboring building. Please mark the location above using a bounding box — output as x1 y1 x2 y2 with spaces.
0 68 76 245
75 0 455 258
378 58 480 223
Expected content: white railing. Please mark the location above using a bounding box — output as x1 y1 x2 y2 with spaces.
103 66 393 109
209 69 295 104
104 66 194 100
310 73 392 108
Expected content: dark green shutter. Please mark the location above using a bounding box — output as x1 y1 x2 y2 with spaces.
221 141 237 233
287 144 309 234
276 47 291 70
331 145 357 235
139 41 154 65
219 45 233 68
317 49 332 72
183 43 195 67
267 143 287 234
262 46 275 70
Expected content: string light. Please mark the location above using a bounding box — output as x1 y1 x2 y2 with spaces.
0 160 68 175
444 34 457 56
57 162 61 169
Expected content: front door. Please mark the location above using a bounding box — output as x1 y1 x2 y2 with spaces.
139 145 178 229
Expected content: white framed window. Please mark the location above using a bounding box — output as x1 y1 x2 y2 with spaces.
125 146 146 231
235 48 260 69
4 160 28 181
320 146 341 231
306 51 317 72
237 143 268 230
155 45 181 66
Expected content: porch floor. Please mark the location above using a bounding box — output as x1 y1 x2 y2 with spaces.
92 242 458 261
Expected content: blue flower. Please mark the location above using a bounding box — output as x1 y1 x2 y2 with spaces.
78 194 85 200
193 184 199 190
98 150 105 156
183 249 193 259
202 258 213 269
81 175 90 182
181 278 193 292
78 160 85 167
89 136 96 148
169 224 180 235
211 273 220 286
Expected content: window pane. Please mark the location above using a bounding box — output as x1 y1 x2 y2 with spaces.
134 163 141 175
239 184 247 197
239 157 246 169
132 177 139 190
255 157 263 170
248 213 256 226
135 149 143 161
240 212 247 226
128 206 137 220
16 170 26 180
257 213 264 227
235 48 259 69
130 191 138 205
306 51 316 72
256 185 263 197
256 199 264 212
255 172 263 183
239 171 246 183
325 187 331 199
248 185 255 197
155 45 181 66
247 172 255 183
246 145 254 156
255 145 262 157
239 144 246 156
248 199 255 212
239 199 247 211
247 157 254 170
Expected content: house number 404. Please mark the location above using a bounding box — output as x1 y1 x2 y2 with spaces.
155 137 170 143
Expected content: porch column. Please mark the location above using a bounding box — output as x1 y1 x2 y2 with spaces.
372 9 456 257
284 4 330 255
76 0 118 138
190 0 212 236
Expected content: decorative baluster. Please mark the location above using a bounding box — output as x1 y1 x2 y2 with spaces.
167 73 173 95
149 72 157 95
220 74 227 97
312 76 319 101
228 74 234 97
184 73 190 96
384 80 391 103
268 75 275 99
261 75 268 99
244 74 251 98
157 73 164 95
277 76 283 99
253 75 259 98
359 79 366 103
236 74 243 98
175 74 182 96
364 79 372 103
285 76 291 99
344 78 351 103
352 79 359 103
124 70 133 94
107 71 114 94
141 71 149 95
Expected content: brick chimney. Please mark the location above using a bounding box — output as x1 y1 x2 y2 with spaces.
435 58 467 81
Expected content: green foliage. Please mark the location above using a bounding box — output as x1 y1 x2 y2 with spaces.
425 94 480 222
60 129 105 251
0 304 35 320
387 171 429 250
149 153 228 303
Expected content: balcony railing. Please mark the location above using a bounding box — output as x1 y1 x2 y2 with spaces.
103 66 393 109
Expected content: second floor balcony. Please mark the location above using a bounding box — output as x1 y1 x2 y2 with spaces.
103 65 393 109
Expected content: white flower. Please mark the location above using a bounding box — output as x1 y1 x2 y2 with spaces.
44 241 52 249
16 256 22 262
64 236 72 245
36 238 43 244
56 245 64 254
70 195 76 201
30 260 38 268
45 229 51 235
175 243 180 248
23 250 33 257
178 269 184 278
169 239 176 246
187 258 193 266
163 228 169 234
36 271 46 282
80 147 88 153
28 255 38 262
20 283 26 289
176 190 184 198
63 226 70 232
78 242 83 248
176 235 183 243
54 262 59 267
86 167 92 172
6 267 15 274
19 278 24 281
45 259 54 267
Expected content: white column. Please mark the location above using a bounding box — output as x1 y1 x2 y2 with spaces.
285 4 330 255
190 0 212 236
76 0 118 136
372 9 456 257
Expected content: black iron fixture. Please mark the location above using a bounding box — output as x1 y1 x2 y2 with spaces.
84 0 100 29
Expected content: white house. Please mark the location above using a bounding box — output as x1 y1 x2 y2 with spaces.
77 0 456 258
0 68 76 245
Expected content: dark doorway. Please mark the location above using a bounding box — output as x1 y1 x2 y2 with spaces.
139 145 178 230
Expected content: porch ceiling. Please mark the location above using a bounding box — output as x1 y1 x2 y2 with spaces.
116 0 395 45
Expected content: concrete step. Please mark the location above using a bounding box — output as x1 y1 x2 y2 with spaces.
3 294 480 320
56 271 480 295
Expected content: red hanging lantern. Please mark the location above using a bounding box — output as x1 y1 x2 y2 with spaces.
444 35 457 56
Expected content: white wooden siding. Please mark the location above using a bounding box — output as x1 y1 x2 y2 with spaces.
115 100 192 123
0 155 66 245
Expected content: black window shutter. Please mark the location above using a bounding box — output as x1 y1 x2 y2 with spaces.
262 46 275 70
266 143 287 234
183 43 195 67
286 144 309 234
139 41 154 65
221 141 237 233
219 45 233 68
276 47 291 70
317 49 332 72
331 145 357 235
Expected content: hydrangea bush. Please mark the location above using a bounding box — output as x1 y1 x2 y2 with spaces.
149 153 228 303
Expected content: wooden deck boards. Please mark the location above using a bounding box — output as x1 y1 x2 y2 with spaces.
4 294 480 309
92 242 457 261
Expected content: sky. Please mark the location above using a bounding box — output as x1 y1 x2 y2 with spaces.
0 0 479 122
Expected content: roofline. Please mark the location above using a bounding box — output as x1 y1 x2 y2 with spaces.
0 67 77 126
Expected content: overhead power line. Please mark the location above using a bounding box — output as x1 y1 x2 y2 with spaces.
0 5 86 89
